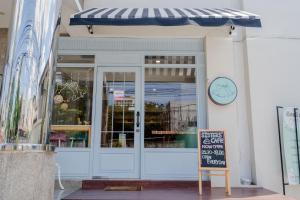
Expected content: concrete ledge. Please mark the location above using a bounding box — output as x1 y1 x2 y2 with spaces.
55 179 82 190
0 151 56 200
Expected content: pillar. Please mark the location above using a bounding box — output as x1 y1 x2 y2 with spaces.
0 0 62 200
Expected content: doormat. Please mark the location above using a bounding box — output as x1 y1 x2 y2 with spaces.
104 186 143 191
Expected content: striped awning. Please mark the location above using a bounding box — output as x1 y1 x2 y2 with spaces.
70 8 261 27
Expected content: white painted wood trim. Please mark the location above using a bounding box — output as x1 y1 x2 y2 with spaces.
55 37 207 180
58 37 204 52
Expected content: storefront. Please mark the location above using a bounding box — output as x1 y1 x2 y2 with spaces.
53 38 206 180
3 1 300 198
51 7 261 187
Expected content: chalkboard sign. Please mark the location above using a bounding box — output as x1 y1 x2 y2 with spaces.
197 129 231 195
198 130 227 169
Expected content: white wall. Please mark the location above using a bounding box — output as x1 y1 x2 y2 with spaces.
205 37 241 187
233 39 253 182
84 0 237 9
243 0 300 38
243 0 300 196
246 37 300 196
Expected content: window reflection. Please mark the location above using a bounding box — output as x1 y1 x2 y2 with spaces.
50 68 94 148
101 72 135 148
144 68 197 148
57 55 95 63
145 56 195 64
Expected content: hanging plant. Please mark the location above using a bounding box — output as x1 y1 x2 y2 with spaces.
60 103 69 111
54 94 64 104
55 81 88 102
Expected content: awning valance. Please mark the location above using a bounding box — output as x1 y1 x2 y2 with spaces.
70 8 261 27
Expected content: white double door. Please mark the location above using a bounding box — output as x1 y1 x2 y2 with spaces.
93 67 142 179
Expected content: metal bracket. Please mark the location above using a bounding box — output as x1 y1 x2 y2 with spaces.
88 25 94 34
229 25 235 35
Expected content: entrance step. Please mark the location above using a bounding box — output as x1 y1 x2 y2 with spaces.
104 186 143 191
82 180 210 190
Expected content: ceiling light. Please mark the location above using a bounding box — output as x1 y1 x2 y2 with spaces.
155 60 160 64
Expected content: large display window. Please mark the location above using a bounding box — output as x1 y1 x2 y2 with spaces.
144 67 197 148
50 67 94 148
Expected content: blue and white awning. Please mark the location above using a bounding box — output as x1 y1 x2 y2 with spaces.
70 8 261 27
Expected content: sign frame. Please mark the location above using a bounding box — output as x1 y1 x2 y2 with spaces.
197 129 231 195
276 106 300 195
208 77 238 106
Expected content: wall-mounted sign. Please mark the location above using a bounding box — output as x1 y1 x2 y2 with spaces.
282 107 300 185
198 129 231 195
208 77 237 105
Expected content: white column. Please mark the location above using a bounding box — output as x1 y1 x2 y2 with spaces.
205 36 241 187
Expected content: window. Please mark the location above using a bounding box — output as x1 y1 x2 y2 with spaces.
101 72 136 148
145 56 195 65
144 67 197 148
50 67 94 148
57 55 95 64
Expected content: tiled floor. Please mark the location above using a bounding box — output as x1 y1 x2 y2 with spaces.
61 187 295 200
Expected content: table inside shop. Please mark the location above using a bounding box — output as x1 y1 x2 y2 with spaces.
151 131 196 148
51 125 91 147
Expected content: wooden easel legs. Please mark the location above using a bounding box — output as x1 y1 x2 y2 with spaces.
198 170 202 195
198 170 231 196
225 170 231 195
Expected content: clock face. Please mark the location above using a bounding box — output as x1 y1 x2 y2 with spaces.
208 77 237 105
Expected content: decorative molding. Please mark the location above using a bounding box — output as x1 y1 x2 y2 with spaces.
59 37 204 52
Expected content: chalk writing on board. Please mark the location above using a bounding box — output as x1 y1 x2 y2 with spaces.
200 131 226 168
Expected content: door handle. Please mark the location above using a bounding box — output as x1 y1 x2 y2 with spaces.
136 111 140 128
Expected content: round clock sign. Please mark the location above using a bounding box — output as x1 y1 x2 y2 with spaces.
208 77 237 105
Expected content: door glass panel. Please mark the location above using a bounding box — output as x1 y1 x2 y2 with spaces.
101 72 135 148
144 67 197 148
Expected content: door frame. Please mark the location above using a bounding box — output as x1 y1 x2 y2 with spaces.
92 66 142 179
92 64 206 179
